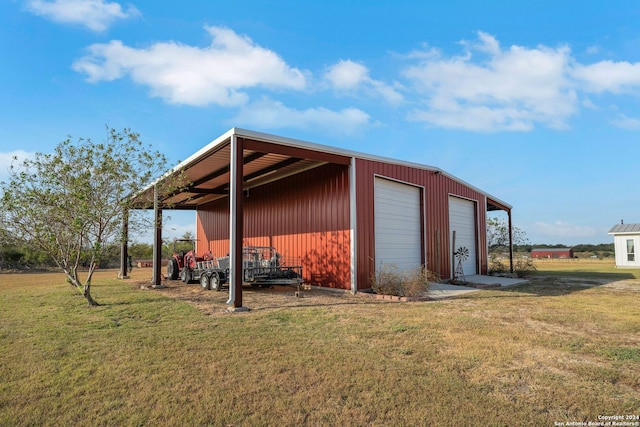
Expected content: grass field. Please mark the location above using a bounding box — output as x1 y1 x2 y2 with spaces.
533 257 640 280
1 267 639 426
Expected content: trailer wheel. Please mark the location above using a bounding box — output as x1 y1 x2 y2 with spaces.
167 258 179 280
200 273 210 290
209 272 221 291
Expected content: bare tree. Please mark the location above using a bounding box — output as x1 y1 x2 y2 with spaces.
0 128 181 306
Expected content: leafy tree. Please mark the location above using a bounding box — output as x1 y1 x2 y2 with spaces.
0 220 12 269
0 128 181 306
487 216 529 251
128 242 154 261
572 243 614 252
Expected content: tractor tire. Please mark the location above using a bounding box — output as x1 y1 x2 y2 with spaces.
210 272 221 291
200 273 210 290
167 259 179 280
184 270 193 284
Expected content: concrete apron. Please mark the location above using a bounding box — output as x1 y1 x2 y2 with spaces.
428 275 528 300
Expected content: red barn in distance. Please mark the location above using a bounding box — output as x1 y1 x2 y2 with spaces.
531 248 574 259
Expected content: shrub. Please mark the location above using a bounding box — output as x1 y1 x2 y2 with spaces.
489 257 536 278
371 263 404 296
370 264 434 297
514 257 536 278
488 257 508 275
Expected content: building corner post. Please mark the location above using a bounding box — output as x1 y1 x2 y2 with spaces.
508 211 514 274
349 157 358 294
118 207 129 279
227 134 247 310
152 184 164 288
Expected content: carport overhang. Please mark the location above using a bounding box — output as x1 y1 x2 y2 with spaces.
123 127 514 305
128 128 352 309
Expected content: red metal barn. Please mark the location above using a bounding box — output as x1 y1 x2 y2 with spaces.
531 248 574 259
135 129 512 308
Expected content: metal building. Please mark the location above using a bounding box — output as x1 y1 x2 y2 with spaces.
608 222 640 268
531 248 574 259
132 128 513 309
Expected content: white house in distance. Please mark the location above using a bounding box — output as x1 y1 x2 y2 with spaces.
608 222 640 268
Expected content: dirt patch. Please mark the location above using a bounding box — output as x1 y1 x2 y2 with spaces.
136 279 378 316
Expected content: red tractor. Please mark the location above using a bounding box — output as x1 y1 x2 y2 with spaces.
166 239 212 283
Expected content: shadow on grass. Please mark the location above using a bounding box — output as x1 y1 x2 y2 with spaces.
238 285 388 311
468 272 639 298
140 281 392 315
102 297 167 307
534 270 637 281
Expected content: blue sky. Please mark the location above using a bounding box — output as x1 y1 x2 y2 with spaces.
1 0 639 245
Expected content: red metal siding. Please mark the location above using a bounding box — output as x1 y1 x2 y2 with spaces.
196 163 351 289
355 159 488 289
195 156 493 292
531 249 573 259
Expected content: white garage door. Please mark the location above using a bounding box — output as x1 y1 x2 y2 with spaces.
374 178 422 272
449 196 477 276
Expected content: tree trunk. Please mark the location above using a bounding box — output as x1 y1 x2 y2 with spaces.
83 284 100 306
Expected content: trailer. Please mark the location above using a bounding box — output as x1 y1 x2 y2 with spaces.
177 246 303 291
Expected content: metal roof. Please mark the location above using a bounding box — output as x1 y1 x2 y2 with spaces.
137 127 512 211
608 223 640 234
531 247 573 252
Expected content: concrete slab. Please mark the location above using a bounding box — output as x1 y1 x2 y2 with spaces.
426 275 529 300
427 283 480 300
227 306 251 313
464 275 528 287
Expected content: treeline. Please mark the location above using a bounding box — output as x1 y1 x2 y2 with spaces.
0 242 174 270
519 243 614 252
2 239 615 270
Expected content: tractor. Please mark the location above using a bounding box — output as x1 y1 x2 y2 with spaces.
166 241 304 291
166 239 212 283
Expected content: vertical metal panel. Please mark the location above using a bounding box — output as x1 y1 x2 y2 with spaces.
197 163 351 289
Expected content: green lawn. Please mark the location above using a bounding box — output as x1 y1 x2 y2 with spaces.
533 258 640 280
1 269 639 426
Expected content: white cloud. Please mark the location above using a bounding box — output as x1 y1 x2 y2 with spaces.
572 60 640 94
325 60 369 90
73 26 308 106
610 114 640 130
325 60 403 105
403 32 578 132
26 0 140 32
407 104 534 132
0 150 35 181
532 221 598 239
232 99 372 135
